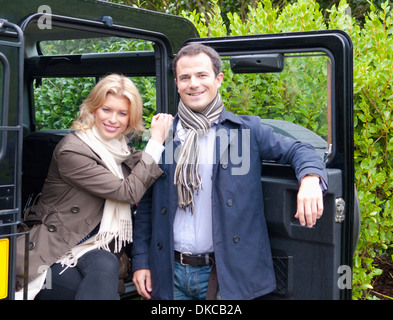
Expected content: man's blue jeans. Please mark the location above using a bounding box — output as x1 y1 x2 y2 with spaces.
174 260 212 300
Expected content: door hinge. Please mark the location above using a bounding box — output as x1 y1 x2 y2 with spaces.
335 198 345 223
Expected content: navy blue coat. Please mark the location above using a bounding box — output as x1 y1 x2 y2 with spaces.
132 108 327 300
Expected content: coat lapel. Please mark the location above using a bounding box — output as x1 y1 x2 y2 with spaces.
162 116 181 219
213 108 243 180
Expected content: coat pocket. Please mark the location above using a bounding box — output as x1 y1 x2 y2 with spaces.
23 193 43 228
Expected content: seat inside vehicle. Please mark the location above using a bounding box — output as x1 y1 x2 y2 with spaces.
22 129 74 211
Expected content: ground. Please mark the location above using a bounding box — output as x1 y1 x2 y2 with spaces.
370 254 393 300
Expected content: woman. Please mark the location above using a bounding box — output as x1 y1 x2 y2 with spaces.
16 74 173 300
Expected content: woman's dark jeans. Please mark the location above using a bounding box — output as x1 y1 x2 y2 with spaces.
35 249 119 300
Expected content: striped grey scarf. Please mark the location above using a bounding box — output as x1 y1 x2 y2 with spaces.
174 93 224 213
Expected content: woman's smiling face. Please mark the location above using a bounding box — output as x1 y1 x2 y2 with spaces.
93 93 130 140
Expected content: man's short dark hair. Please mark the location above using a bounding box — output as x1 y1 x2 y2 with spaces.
172 43 222 78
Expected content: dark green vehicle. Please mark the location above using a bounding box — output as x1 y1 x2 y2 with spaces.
0 0 358 300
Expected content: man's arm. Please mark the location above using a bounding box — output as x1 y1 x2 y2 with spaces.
253 118 328 227
131 186 154 298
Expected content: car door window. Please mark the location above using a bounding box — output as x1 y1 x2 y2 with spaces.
33 74 156 149
31 29 159 149
221 51 332 161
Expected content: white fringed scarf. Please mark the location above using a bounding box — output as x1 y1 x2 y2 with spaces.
58 125 132 270
174 93 223 213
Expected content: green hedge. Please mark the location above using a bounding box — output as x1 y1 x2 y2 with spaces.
182 0 393 299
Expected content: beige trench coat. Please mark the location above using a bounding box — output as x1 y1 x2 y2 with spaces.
16 132 163 290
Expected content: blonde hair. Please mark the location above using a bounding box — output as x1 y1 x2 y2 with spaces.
72 74 145 137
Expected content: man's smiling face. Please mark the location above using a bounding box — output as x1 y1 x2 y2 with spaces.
175 52 223 113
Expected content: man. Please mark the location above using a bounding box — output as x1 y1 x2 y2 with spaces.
132 43 327 300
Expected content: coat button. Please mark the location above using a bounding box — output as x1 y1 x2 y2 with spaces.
233 235 240 243
221 163 228 170
227 199 234 207
161 172 167 178
48 224 57 232
29 242 35 250
161 207 167 215
71 206 80 214
157 242 163 250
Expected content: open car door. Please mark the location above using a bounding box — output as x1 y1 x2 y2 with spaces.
182 31 355 300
